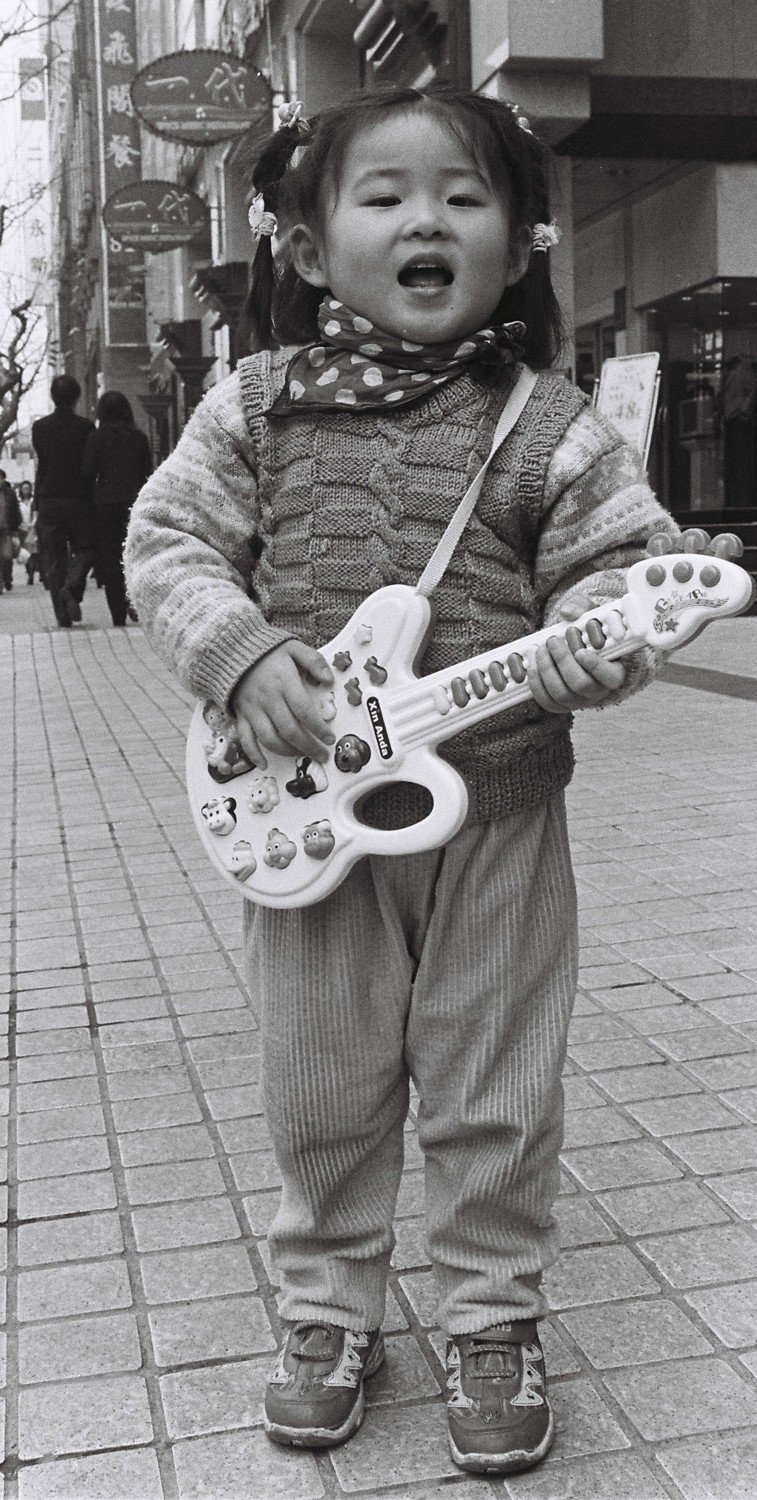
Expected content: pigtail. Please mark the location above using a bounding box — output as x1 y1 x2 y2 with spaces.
240 124 304 352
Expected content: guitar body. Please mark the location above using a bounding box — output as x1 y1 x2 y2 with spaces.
186 549 755 909
186 585 470 908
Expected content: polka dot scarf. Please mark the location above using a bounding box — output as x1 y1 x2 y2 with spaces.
268 298 526 417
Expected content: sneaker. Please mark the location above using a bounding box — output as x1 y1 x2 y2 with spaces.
264 1322 384 1448
446 1321 553 1475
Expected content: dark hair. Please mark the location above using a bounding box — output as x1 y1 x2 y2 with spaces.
96 390 134 425
242 87 564 369
51 374 81 407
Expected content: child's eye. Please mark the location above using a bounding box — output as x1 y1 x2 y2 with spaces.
364 195 401 207
448 195 483 207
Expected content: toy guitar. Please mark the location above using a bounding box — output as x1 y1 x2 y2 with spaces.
186 534 754 909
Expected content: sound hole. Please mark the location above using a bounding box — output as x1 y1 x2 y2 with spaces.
355 783 434 830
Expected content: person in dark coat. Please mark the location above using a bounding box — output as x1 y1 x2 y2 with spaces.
0 468 22 592
82 390 152 626
31 374 95 626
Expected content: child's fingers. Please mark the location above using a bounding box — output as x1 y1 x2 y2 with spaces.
287 639 334 685
529 636 624 712
234 715 268 770
265 689 334 762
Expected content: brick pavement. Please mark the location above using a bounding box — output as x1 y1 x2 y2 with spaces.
1 559 757 1499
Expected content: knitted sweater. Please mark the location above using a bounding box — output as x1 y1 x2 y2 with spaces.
124 349 674 823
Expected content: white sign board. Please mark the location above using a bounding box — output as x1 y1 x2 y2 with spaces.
594 352 661 464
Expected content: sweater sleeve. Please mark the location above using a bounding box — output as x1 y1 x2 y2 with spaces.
534 406 680 699
123 372 294 709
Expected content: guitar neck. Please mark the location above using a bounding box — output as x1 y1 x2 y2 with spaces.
386 595 643 752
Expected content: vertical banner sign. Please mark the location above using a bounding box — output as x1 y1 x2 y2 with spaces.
19 59 46 120
93 0 146 346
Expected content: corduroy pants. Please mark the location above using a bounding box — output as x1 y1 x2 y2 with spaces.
243 792 578 1335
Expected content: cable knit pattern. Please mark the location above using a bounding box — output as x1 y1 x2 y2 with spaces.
125 351 675 824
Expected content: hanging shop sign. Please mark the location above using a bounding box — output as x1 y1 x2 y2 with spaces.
102 180 209 252
93 0 146 347
131 49 271 144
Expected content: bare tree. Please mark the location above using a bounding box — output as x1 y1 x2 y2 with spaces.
0 299 48 455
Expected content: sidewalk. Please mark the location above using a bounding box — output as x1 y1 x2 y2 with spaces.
1 562 757 1500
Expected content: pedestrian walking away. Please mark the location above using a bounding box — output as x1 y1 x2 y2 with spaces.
124 86 679 1477
31 374 95 627
0 468 22 594
15 480 42 584
82 390 152 626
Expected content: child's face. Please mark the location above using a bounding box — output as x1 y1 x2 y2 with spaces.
290 112 531 346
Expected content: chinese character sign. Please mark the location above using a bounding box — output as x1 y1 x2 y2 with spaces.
131 49 270 144
95 0 146 346
19 59 46 120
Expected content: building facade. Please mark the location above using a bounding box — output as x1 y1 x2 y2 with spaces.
45 0 757 532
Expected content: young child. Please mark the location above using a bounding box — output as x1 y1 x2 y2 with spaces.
124 87 675 1475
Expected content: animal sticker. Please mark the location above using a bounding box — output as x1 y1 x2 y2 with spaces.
201 796 237 836
247 773 281 815
229 840 257 881
202 702 254 783
334 734 371 774
285 757 329 800
263 828 297 869
302 820 336 860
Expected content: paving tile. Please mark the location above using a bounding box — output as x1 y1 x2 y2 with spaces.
124 1158 226 1205
19 1309 142 1383
228 1150 282 1193
707 1168 757 1218
149 1292 275 1366
602 1356 757 1441
659 1429 757 1500
16 1104 106 1144
559 1297 712 1368
598 1180 728 1236
131 1196 242 1252
160 1354 270 1438
17 1135 111 1180
172 1428 324 1498
19 1374 154 1460
17 1170 117 1220
538 1375 631 1461
625 1093 737 1136
567 1038 665 1071
686 1054 757 1090
653 1026 751 1062
639 1224 757 1288
140 1242 257 1305
554 1197 616 1250
102 1040 184 1073
18 1257 133 1321
216 1117 272 1154
561 1140 682 1191
111 1092 203 1131
105 1064 194 1100
17 1053 97 1084
685 1281 757 1349
561 1107 640 1150
18 1447 163 1500
242 1189 281 1236
544 1244 659 1310
17 1075 102 1113
206 1084 263 1120
194 1057 261 1089
17 1212 125 1266
666 1126 757 1175
502 1451 669 1499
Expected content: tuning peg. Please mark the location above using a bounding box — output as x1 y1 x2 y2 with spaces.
646 532 677 557
680 527 710 551
709 532 743 559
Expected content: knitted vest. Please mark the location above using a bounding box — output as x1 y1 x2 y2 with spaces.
238 349 587 824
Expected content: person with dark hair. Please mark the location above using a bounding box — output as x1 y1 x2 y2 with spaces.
0 468 22 592
125 88 676 1475
31 374 94 626
81 390 152 626
16 480 41 584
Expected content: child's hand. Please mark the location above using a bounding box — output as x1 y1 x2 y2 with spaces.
231 642 335 767
528 592 626 714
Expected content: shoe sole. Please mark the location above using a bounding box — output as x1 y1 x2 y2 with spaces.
448 1409 555 1475
264 1333 385 1448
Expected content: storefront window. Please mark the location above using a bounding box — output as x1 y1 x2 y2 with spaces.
648 279 757 517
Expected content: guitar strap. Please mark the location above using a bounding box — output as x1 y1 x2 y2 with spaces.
415 365 538 600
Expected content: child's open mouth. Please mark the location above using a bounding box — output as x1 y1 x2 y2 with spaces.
398 262 454 289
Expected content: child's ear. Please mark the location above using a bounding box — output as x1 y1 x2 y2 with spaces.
506 224 533 286
289 224 328 288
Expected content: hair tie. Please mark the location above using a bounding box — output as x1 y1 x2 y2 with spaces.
532 220 561 253
248 193 278 242
277 99 309 132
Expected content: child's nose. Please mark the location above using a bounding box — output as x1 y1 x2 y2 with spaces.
404 197 447 238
